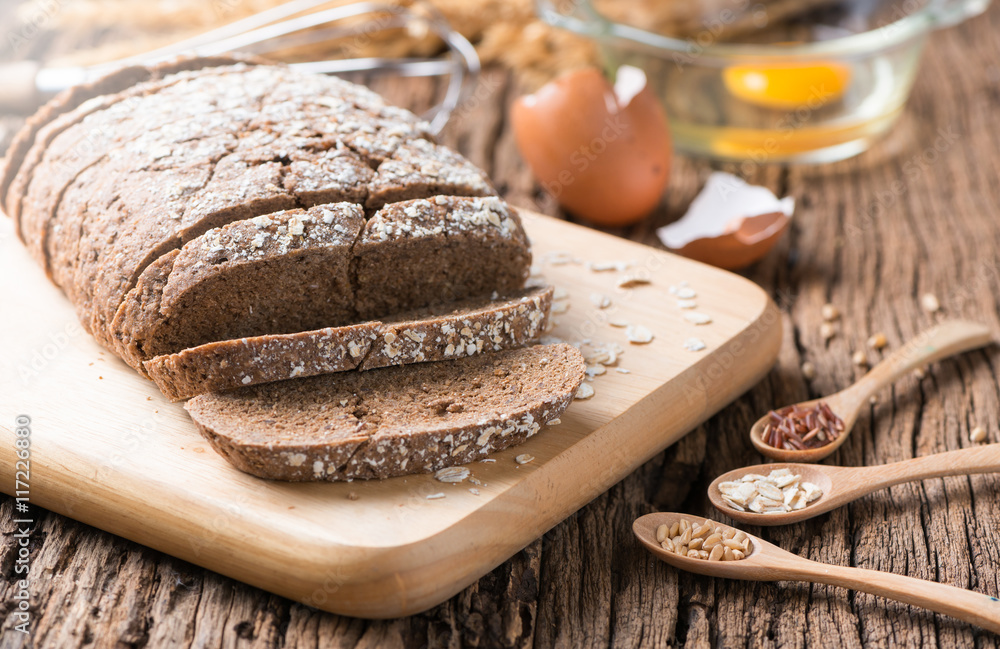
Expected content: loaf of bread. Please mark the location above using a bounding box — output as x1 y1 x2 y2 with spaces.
4 58 584 481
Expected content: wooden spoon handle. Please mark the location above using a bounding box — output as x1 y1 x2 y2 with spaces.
842 444 1000 496
783 559 1000 633
847 320 993 403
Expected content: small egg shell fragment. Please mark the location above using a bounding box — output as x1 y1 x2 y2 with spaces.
657 172 793 270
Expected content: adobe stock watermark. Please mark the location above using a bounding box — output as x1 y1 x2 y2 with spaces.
845 125 961 240
537 112 629 212
8 0 61 55
11 414 34 636
17 319 84 386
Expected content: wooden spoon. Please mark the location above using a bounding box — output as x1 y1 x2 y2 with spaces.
633 512 1000 633
751 320 994 462
708 444 1000 525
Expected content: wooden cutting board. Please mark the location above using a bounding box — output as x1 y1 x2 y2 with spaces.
0 209 780 618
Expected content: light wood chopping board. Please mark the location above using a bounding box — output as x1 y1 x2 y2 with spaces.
0 209 781 618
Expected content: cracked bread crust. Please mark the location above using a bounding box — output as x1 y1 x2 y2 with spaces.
1 54 259 224
142 287 552 401
185 344 585 481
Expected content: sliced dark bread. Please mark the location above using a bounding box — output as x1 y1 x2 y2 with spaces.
185 343 585 481
113 197 531 371
112 203 365 372
359 286 552 370
142 287 553 401
354 196 531 319
145 322 382 401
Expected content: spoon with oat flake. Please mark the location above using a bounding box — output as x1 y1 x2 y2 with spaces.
633 512 1000 633
751 320 994 462
708 444 1000 525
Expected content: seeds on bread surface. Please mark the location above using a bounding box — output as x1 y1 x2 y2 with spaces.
9 61 534 375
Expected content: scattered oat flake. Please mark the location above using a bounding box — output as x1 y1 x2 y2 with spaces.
852 350 868 367
575 383 595 400
683 338 707 352
590 293 612 309
480 459 497 463
546 251 578 265
617 276 651 289
971 426 988 443
921 293 940 313
515 454 535 465
609 318 629 328
677 299 697 309
683 312 712 325
547 418 562 425
434 466 471 483
868 333 887 350
426 493 446 500
588 260 632 272
616 367 631 374
347 491 359 501
820 322 836 341
551 301 570 314
801 361 816 380
553 287 569 300
626 324 654 344
586 364 607 377
821 304 840 321
676 287 696 300
469 488 481 496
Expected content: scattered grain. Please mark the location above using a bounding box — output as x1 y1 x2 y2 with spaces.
426 493 446 500
551 301 570 314
575 383 595 400
515 454 535 465
626 324 654 344
971 426 988 443
609 318 629 328
801 361 816 380
677 299 697 309
676 287 697 299
347 491 359 501
867 333 888 350
852 350 868 367
921 293 940 313
683 312 712 325
590 293 612 309
617 276 651 289
821 304 840 321
434 466 471 483
820 322 836 341
683 338 707 352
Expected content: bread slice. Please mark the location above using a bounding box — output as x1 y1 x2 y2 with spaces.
145 322 381 401
142 287 552 400
185 343 585 481
112 203 365 371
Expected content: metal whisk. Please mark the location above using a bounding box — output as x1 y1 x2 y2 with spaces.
1 0 480 134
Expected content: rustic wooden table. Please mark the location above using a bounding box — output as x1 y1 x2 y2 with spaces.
3 2 1000 647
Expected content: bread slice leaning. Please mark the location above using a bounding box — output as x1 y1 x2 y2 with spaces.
185 343 585 481
144 287 552 401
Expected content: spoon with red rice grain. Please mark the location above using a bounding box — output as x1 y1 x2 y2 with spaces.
751 320 993 462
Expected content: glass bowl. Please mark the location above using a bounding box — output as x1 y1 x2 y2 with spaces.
537 0 990 162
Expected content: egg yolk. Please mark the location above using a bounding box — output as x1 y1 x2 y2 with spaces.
723 63 851 110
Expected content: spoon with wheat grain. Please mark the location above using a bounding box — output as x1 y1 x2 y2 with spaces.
707 444 1000 525
750 319 994 463
633 512 1000 633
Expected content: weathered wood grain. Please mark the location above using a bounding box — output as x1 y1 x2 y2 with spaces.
3 1 1000 646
